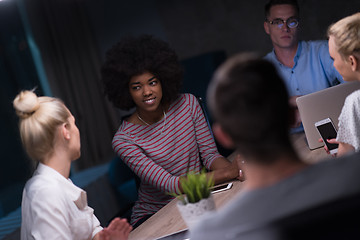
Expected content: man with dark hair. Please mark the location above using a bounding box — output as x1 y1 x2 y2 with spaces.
189 53 360 240
263 0 343 131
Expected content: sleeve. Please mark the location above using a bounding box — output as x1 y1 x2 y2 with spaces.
336 91 360 151
319 41 344 85
113 135 182 194
188 94 223 169
91 214 103 239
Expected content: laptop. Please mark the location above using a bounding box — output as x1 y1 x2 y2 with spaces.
296 81 360 150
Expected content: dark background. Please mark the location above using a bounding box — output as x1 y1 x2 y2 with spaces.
1 0 359 218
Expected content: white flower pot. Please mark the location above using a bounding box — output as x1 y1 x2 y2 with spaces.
176 194 216 229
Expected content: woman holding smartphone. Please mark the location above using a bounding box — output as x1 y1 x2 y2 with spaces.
324 12 360 156
14 90 131 240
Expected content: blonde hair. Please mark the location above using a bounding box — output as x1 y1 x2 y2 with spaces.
13 90 70 162
327 12 360 60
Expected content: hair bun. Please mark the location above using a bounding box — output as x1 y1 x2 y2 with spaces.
13 90 40 118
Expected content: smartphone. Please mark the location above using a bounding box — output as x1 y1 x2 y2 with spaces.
210 182 233 194
314 118 338 154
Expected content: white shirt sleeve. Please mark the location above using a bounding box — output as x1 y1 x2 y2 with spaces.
336 90 360 151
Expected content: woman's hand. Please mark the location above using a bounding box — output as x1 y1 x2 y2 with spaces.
209 154 246 184
318 137 338 156
97 217 132 240
209 157 237 184
233 154 245 182
318 138 356 157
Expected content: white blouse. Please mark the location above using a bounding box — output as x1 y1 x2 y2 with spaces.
21 163 102 240
336 89 360 151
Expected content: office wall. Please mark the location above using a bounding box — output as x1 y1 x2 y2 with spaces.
84 0 360 61
83 0 167 62
155 0 360 59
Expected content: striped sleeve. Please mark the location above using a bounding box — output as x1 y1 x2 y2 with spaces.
112 134 182 195
186 94 223 169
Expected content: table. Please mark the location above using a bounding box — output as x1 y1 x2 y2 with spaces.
290 132 330 164
128 132 331 240
129 180 243 240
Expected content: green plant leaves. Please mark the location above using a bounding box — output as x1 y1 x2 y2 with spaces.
169 168 214 204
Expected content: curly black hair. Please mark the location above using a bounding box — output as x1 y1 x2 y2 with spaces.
101 35 183 110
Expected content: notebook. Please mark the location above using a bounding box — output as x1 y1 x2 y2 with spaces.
296 81 360 150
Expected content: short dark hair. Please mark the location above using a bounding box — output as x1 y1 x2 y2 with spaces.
264 0 299 18
101 35 183 110
208 53 293 160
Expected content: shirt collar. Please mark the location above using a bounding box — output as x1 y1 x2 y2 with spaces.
271 41 303 66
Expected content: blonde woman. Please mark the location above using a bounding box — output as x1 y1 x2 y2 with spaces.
324 12 360 156
14 90 131 240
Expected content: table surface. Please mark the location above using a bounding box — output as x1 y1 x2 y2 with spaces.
128 132 331 240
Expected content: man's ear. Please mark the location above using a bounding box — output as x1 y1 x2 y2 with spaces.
62 123 71 140
212 123 235 149
264 21 270 35
349 55 359 71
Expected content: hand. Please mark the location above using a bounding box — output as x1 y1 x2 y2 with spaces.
209 156 239 184
319 138 355 157
99 217 132 240
234 154 246 182
289 96 302 128
318 138 338 156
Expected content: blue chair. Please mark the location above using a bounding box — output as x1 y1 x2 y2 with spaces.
181 51 234 157
107 156 140 222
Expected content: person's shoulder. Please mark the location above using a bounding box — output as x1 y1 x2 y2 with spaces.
174 93 197 105
24 175 64 202
343 89 360 106
190 193 252 239
332 151 360 179
264 50 276 61
180 93 196 100
302 40 329 51
339 150 360 164
112 121 132 140
189 211 227 240
302 40 328 46
312 151 360 178
347 88 360 98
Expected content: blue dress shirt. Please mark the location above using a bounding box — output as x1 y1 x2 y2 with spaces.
264 40 344 97
265 40 344 133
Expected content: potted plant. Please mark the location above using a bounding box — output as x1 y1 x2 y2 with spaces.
171 168 216 229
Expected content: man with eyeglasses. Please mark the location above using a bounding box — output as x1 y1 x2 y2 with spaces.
264 0 343 132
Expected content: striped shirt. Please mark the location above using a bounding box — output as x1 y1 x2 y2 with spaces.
112 93 222 225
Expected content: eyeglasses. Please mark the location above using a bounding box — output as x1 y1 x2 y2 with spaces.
266 17 299 29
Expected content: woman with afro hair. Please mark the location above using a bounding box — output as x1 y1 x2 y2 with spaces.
101 35 242 228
